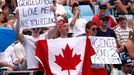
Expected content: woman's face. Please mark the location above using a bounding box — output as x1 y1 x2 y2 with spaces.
0 12 4 22
3 6 10 15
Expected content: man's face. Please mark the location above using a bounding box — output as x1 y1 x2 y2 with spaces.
89 25 98 36
100 17 108 27
122 64 132 73
118 17 126 27
99 6 107 14
53 0 56 5
72 6 80 15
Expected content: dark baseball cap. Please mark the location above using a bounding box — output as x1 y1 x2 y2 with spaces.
99 4 107 9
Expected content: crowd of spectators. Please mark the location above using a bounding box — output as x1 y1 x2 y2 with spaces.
0 0 134 75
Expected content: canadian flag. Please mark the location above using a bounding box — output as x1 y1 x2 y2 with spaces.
35 37 95 75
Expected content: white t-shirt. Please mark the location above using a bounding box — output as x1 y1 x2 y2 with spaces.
114 26 132 45
14 42 26 60
69 18 87 37
23 33 48 69
0 45 18 66
111 68 131 75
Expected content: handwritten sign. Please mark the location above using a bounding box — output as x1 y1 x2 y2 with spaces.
17 0 55 29
90 36 122 64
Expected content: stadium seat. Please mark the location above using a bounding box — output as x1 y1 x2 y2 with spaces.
79 5 94 16
125 15 132 19
64 6 74 19
79 5 94 21
94 5 99 15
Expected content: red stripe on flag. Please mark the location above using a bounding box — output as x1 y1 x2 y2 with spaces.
82 36 95 75
35 40 53 75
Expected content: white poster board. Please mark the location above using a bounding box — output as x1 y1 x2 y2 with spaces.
90 36 122 64
17 0 55 29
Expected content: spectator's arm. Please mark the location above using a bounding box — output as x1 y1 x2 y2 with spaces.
13 10 25 43
127 18 133 28
115 0 128 14
46 27 59 39
12 0 17 8
89 0 97 6
125 43 134 59
124 2 131 9
0 62 17 70
14 19 25 43
107 2 116 9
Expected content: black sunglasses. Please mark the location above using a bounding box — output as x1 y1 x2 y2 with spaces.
100 7 107 10
102 18 108 21
91 28 97 31
119 18 125 21
32 28 40 31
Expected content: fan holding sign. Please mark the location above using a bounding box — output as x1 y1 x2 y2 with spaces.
14 0 66 71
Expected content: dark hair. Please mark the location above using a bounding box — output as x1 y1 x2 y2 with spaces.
58 19 66 23
99 4 107 9
86 21 97 29
100 15 109 20
2 5 10 10
71 2 79 13
117 15 127 22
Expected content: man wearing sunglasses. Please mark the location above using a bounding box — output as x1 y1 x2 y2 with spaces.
85 21 98 36
92 4 117 28
115 15 132 46
96 15 117 40
96 15 120 75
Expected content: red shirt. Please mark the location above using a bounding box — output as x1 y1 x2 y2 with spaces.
92 14 117 28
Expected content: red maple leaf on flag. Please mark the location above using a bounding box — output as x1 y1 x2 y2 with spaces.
55 44 81 75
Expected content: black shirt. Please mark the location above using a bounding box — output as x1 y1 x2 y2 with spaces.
96 28 117 39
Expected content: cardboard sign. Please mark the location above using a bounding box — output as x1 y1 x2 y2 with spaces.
90 36 122 64
17 0 55 29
